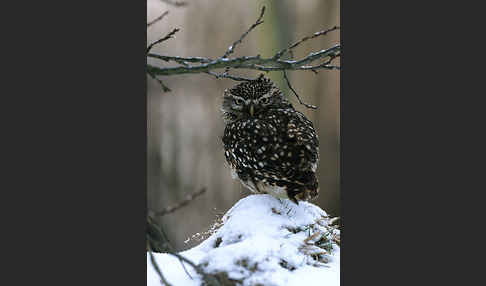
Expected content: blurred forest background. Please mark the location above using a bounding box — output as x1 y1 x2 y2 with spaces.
147 0 340 251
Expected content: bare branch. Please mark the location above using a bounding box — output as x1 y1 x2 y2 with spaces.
206 71 255 82
147 221 221 285
147 188 220 284
147 10 169 28
148 248 173 286
154 188 206 216
147 216 198 280
148 45 340 76
160 0 188 7
283 70 317 110
222 6 266 58
148 53 213 64
146 5 340 95
147 28 180 54
168 252 221 286
274 26 340 60
147 71 171 92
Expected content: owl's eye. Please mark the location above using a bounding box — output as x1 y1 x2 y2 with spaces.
260 97 270 104
234 98 245 105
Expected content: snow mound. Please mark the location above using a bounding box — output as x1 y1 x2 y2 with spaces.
147 194 340 286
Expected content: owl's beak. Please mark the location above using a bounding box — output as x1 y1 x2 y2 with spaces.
249 104 255 116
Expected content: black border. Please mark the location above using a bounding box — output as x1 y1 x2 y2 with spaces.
5 1 147 285
341 1 479 284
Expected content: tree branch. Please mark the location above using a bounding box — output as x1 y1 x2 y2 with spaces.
222 6 266 58
147 28 180 54
146 4 341 100
147 216 195 279
160 0 188 7
274 26 340 60
205 71 255 82
147 10 169 28
148 45 340 75
168 252 221 286
147 215 221 286
148 54 213 64
283 70 317 109
147 70 171 92
153 188 206 216
148 248 173 286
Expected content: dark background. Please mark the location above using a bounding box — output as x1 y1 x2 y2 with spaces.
147 0 341 251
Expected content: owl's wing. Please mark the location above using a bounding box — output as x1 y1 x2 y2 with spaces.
284 110 319 171
254 109 319 186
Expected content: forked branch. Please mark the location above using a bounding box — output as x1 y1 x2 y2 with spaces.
146 5 341 109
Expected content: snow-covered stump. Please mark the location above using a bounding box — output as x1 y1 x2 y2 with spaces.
147 194 340 286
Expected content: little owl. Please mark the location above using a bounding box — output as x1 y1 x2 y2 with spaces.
221 75 319 204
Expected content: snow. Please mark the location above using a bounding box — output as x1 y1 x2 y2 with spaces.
148 194 340 286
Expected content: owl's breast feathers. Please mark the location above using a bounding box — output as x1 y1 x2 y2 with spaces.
222 108 319 203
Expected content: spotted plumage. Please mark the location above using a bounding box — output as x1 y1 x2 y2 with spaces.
221 75 319 204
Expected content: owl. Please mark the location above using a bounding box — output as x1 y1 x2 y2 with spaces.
221 75 319 204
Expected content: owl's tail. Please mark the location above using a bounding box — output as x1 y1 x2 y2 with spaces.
288 173 319 204
293 188 319 204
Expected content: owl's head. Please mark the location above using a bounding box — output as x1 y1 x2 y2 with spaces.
221 75 292 123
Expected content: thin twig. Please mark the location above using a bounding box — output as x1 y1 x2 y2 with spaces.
147 28 180 54
148 248 173 286
147 217 194 278
168 252 221 286
283 70 317 109
147 216 171 252
147 71 171 92
148 53 213 64
147 189 219 284
206 71 255 82
274 26 340 60
222 6 266 58
160 0 188 7
148 229 220 285
147 10 169 28
154 188 206 216
308 53 341 73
